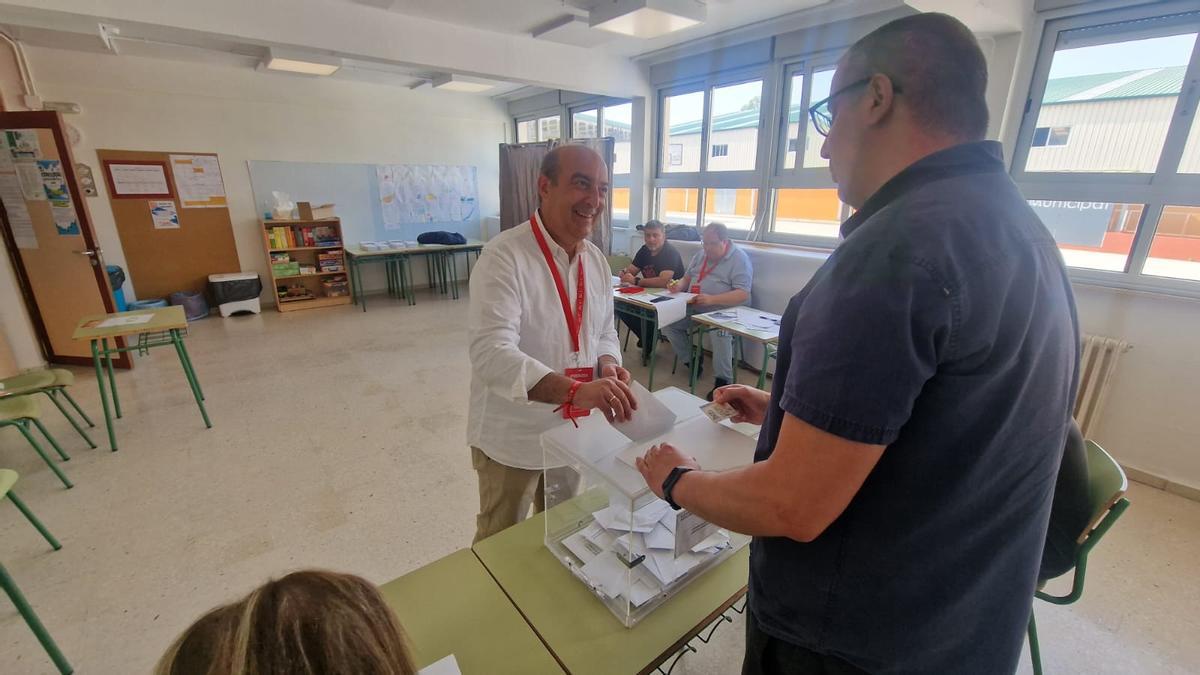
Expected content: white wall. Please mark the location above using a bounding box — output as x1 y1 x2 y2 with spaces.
35 45 504 287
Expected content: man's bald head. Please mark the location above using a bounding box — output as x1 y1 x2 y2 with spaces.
842 13 988 142
541 144 606 184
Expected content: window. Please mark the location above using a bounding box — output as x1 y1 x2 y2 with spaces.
772 189 846 239
802 69 834 169
603 102 634 175
661 90 703 173
707 80 762 172
517 114 561 142
572 108 598 139
705 189 758 231
1014 4 1200 296
656 188 699 227
1032 126 1071 147
788 138 798 152
1143 205 1200 281
1022 30 1196 173
611 187 631 224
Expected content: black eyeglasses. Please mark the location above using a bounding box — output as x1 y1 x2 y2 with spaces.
808 76 902 137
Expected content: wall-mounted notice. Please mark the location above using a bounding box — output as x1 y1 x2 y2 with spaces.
103 160 173 198
52 204 80 236
38 160 70 202
150 200 180 229
4 129 41 160
15 162 44 201
0 170 36 248
170 154 227 208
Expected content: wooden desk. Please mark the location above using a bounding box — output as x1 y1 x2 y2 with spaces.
689 307 782 392
473 512 749 675
71 306 210 450
379 549 563 674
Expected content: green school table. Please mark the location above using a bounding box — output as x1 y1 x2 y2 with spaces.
71 306 210 451
379 548 563 674
345 241 484 310
472 511 749 675
688 307 782 393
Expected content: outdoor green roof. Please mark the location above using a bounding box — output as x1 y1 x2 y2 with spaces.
1041 66 1185 104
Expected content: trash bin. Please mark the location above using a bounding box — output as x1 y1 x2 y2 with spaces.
106 265 127 312
169 291 210 321
128 298 168 310
207 272 263 317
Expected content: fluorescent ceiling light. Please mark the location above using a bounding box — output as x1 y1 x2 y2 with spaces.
590 0 705 38
431 74 494 93
263 48 341 76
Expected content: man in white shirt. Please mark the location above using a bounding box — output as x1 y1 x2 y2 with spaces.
467 145 637 543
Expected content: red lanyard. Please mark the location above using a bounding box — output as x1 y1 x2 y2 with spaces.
530 216 585 354
698 242 730 284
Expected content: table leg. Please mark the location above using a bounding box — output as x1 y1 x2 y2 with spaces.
0 562 75 675
102 338 121 419
349 257 359 307
355 257 367 312
90 339 117 451
731 335 741 385
426 253 434 290
386 258 394 297
405 255 416 306
648 317 659 391
689 327 703 394
757 346 770 390
172 329 211 429
450 253 461 300
175 337 206 401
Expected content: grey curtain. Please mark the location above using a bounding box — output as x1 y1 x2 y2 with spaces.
499 138 615 254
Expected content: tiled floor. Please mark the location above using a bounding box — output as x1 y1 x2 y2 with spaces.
1 288 1198 674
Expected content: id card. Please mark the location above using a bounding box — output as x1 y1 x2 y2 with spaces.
563 366 594 420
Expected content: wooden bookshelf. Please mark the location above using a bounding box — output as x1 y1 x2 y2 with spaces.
261 217 353 313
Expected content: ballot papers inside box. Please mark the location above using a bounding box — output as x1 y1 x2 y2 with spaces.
540 385 755 627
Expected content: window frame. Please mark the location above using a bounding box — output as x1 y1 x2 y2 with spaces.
652 67 770 235
1012 1 1200 298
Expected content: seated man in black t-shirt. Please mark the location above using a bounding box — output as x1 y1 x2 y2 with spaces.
618 220 685 360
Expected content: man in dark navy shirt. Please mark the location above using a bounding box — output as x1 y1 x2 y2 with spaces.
635 13 1079 674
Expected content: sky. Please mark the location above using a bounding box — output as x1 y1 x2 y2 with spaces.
1048 32 1196 78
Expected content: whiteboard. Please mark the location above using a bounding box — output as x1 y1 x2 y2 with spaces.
247 160 481 245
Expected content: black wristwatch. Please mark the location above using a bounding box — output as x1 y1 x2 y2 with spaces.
661 467 694 510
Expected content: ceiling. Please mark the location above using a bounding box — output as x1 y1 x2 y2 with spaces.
351 0 834 57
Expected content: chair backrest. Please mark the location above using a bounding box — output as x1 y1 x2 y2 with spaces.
1077 440 1129 546
607 255 633 275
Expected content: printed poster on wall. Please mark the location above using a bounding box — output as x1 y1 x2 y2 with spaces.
38 160 70 202
15 161 44 201
51 204 80 236
4 130 41 160
150 200 180 229
0 171 37 248
170 154 227 208
105 161 172 197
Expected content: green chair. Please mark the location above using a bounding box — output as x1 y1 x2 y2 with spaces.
607 254 633 276
0 370 96 449
1027 440 1130 675
0 398 73 489
1 468 73 674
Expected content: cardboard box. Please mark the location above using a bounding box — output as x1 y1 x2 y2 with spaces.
297 202 336 220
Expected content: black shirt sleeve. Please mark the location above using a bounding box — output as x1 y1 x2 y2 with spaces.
781 245 954 445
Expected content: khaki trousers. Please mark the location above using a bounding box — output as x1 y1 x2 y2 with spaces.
470 447 579 544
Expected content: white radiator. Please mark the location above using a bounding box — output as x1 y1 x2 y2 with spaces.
1074 334 1131 437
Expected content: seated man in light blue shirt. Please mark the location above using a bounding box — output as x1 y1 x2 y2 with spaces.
663 222 753 400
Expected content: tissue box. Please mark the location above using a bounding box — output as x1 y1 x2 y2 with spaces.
297 202 335 220
539 386 754 627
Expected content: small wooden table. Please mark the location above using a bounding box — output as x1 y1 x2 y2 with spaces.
689 307 782 393
71 306 210 451
379 549 564 674
473 511 749 675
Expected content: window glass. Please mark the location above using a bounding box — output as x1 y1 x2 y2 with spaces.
517 119 538 143
772 188 845 239
783 73 804 169
1028 200 1143 271
803 69 835 168
572 109 598 138
1024 31 1197 173
662 91 703 173
708 80 762 171
1142 205 1200 281
704 189 758 231
603 103 633 174
611 187 631 224
656 187 699 226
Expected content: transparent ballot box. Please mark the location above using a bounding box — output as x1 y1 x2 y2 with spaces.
540 386 755 627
